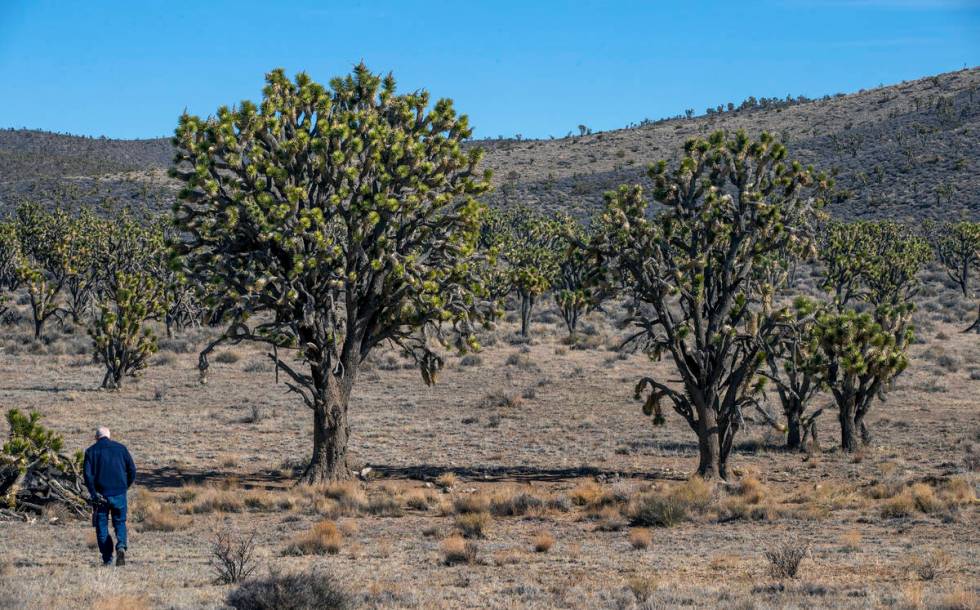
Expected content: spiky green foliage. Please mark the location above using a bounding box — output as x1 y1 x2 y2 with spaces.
171 65 494 482
90 272 163 389
927 220 980 332
761 297 827 450
488 206 566 337
594 130 830 479
1 409 84 513
13 203 72 339
87 213 166 389
62 207 109 324
819 221 931 308
811 304 913 452
553 220 612 336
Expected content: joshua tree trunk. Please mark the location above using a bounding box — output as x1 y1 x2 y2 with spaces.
304 375 355 484
838 400 860 453
694 407 728 480
519 293 535 337
786 408 803 451
964 302 980 334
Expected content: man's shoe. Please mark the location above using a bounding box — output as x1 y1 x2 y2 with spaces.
115 549 125 567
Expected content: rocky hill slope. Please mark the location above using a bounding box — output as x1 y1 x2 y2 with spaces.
2 67 977 221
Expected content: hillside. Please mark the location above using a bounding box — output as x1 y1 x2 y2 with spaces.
1 67 978 221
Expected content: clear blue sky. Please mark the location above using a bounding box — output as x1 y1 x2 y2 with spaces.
1 1 977 140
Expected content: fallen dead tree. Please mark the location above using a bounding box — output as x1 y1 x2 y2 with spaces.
0 409 89 520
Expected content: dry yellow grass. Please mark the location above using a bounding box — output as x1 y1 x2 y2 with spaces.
434 472 457 490
455 511 491 538
840 529 862 552
453 493 490 514
628 527 652 550
569 481 614 508
87 595 151 610
440 534 477 565
627 575 660 602
283 519 342 555
531 530 555 553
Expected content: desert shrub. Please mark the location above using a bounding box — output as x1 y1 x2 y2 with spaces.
735 476 767 504
627 576 660 603
131 488 184 532
909 550 953 581
591 505 628 531
627 492 687 527
227 568 350 610
569 481 615 509
531 530 555 553
283 519 342 556
504 352 540 371
215 350 241 364
86 595 151 610
441 534 478 565
317 482 368 514
629 528 653 550
490 489 544 516
479 391 523 409
434 472 457 490
765 541 809 579
403 489 434 511
210 528 258 584
459 354 483 367
455 511 490 538
453 493 490 514
367 492 402 517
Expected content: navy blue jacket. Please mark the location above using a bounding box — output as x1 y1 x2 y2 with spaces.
83 438 136 498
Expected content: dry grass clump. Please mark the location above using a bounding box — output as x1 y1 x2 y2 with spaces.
441 534 478 565
840 529 862 552
453 493 490 514
569 481 616 509
403 489 435 511
933 588 977 610
591 505 628 531
293 481 368 516
735 476 767 504
184 486 246 514
283 519 343 556
765 541 810 579
479 390 524 409
455 511 491 538
906 549 954 581
434 472 457 490
489 487 545 516
628 528 653 550
130 488 185 532
627 575 660 602
531 530 555 553
626 478 714 527
367 489 403 517
879 480 965 518
227 568 350 610
87 595 151 610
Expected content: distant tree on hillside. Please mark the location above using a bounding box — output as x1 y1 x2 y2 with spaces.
171 65 495 483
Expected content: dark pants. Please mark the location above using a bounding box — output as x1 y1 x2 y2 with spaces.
92 493 128 564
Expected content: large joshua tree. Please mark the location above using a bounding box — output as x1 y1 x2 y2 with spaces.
594 131 830 480
172 66 494 483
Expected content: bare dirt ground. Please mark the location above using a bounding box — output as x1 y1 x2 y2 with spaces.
0 273 977 609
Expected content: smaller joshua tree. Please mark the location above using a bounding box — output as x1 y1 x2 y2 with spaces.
818 221 930 309
88 214 164 389
492 206 565 337
553 220 612 337
812 303 913 452
928 220 980 332
760 297 826 451
90 271 164 389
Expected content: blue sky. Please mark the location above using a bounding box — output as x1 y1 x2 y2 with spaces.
0 0 977 140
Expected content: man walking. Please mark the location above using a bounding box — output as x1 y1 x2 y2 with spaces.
83 426 136 566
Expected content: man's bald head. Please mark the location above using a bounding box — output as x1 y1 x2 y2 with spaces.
96 426 111 440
